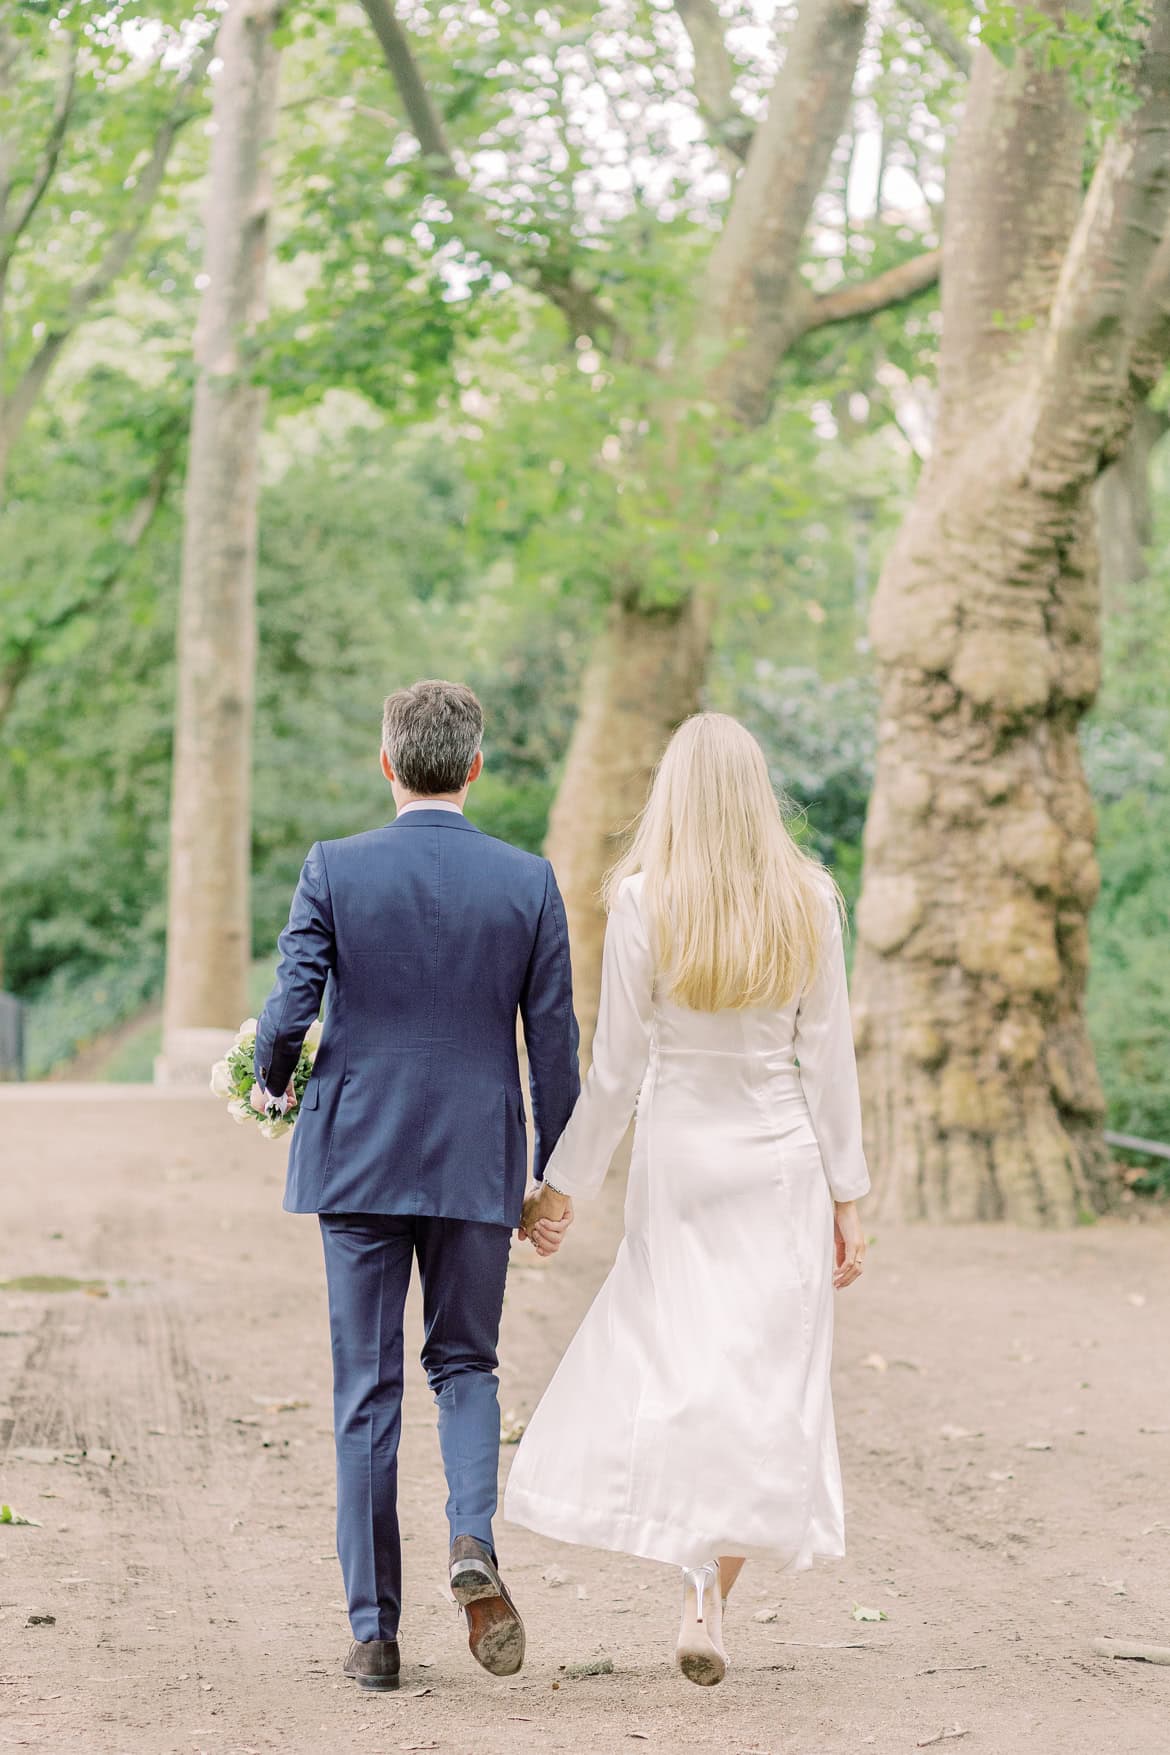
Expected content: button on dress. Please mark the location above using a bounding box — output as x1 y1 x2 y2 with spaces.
504 872 870 1570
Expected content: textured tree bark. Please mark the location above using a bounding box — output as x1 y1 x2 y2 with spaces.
543 596 712 1035
852 1 1170 1223
1095 402 1167 613
157 1 281 1083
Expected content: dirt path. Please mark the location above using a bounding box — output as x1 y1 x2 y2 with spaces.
1 1089 1168 1755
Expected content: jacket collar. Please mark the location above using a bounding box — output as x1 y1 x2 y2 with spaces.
388 808 482 833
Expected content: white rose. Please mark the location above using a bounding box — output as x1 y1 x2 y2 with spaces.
227 1098 251 1125
209 1059 233 1097
260 1116 291 1140
234 1017 259 1046
305 1018 324 1053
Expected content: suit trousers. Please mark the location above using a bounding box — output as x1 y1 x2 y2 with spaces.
319 1212 513 1642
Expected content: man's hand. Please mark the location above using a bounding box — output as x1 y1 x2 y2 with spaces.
250 1080 298 1118
518 1183 574 1258
833 1199 866 1289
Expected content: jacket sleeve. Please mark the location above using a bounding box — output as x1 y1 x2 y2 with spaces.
539 876 654 1200
254 842 335 1096
519 860 581 1180
793 898 871 1202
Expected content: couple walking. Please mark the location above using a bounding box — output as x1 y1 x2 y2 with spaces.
252 678 869 1692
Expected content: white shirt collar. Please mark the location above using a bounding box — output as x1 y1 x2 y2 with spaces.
396 798 464 817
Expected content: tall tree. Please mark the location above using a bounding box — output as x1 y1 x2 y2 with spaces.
157 0 282 1081
852 0 1170 1222
359 0 944 1028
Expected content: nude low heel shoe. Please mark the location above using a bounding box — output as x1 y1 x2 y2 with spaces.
675 1561 727 1686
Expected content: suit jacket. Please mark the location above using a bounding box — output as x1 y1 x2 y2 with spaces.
253 809 581 1224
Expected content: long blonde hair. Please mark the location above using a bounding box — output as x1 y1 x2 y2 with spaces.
604 712 841 1012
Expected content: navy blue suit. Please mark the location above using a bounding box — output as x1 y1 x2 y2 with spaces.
254 807 580 1641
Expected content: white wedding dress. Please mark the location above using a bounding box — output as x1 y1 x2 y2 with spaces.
505 872 870 1571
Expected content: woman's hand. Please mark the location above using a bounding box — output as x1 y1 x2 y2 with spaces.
833 1200 866 1289
518 1184 574 1258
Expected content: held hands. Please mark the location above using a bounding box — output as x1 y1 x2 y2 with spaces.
518 1183 574 1258
250 1080 298 1119
833 1200 866 1290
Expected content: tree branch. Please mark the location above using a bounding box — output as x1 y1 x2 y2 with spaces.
701 0 870 427
357 0 453 169
897 0 972 75
0 34 216 479
800 245 941 334
673 0 753 165
1022 0 1170 486
1127 226 1170 400
358 0 624 350
1 29 80 269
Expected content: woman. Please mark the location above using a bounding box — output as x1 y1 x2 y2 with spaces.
505 712 869 1687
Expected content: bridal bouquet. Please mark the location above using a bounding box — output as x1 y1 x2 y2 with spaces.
210 1017 323 1138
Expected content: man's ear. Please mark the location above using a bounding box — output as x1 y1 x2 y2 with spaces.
380 748 395 785
466 749 485 787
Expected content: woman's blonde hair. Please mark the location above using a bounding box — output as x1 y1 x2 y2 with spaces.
604 712 841 1013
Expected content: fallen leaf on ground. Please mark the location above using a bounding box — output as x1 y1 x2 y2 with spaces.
0 1504 41 1526
862 1352 888 1372
753 1608 779 1623
1024 1440 1053 1451
988 1470 1014 1482
852 1605 889 1623
916 1728 969 1748
542 1567 567 1587
409 1686 433 1697
1100 1578 1126 1594
24 1610 55 1626
251 1396 309 1414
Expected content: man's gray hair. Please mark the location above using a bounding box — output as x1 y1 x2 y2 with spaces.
382 679 484 796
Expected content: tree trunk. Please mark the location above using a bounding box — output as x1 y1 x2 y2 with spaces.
157 1 281 1084
545 0 871 1037
851 3 1170 1223
1095 401 1166 614
544 596 711 1037
853 474 1110 1224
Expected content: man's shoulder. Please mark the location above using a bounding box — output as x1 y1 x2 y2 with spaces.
470 827 549 877
315 822 549 884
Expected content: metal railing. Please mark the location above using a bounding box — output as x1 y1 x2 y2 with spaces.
1104 1129 1170 1162
0 992 24 1081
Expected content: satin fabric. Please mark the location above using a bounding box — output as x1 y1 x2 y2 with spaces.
505 872 870 1569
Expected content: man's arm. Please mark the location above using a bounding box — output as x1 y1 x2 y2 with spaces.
254 842 336 1098
518 859 581 1180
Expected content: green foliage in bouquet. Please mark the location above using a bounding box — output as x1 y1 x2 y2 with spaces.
210 1019 321 1138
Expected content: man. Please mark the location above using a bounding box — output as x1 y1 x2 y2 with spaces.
252 680 579 1692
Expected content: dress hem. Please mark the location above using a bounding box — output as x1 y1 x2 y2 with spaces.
504 1483 846 1574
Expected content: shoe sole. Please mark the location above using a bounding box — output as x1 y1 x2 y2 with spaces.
677 1645 726 1687
451 1565 525 1677
346 1672 401 1691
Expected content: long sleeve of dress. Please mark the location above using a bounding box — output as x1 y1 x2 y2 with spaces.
793 901 871 1203
539 877 655 1200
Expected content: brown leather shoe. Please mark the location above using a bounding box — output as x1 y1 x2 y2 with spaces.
449 1535 525 1677
343 1638 401 1690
